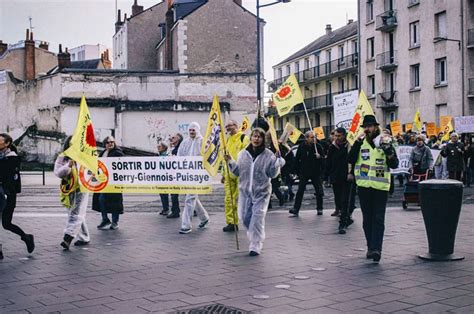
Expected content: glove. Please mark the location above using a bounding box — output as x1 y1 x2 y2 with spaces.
275 157 286 168
347 173 355 182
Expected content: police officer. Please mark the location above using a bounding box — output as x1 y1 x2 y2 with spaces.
348 115 398 262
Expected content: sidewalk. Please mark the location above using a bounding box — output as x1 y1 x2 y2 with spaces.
0 202 473 313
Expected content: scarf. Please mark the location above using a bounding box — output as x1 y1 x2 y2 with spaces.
246 144 265 161
59 165 79 208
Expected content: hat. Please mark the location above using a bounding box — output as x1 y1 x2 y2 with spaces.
188 121 201 131
361 115 379 127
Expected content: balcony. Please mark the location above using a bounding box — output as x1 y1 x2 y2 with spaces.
469 79 474 97
468 29 474 48
408 0 419 7
376 10 397 32
267 53 358 92
376 51 397 71
377 91 398 109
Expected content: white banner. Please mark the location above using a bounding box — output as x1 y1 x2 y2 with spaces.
78 156 212 194
390 146 441 175
454 116 474 134
333 90 358 130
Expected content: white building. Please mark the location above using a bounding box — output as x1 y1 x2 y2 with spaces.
268 21 358 135
69 44 108 62
358 0 474 129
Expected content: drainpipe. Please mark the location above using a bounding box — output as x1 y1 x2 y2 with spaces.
357 0 361 93
461 0 465 116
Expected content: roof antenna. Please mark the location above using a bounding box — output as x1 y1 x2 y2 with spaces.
28 16 34 33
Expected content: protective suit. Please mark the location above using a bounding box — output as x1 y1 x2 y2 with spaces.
178 122 209 230
228 148 285 254
54 156 90 242
223 132 249 225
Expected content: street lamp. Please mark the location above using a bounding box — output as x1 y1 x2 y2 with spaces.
256 0 291 117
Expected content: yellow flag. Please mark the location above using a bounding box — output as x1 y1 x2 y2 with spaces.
347 90 376 144
272 74 304 117
201 95 226 177
441 119 454 142
63 96 99 175
313 127 325 140
280 122 302 144
240 116 250 133
267 116 280 153
390 120 402 136
413 110 422 132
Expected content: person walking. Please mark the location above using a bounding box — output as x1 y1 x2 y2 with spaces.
177 122 209 234
222 120 249 232
93 136 125 230
441 133 464 181
166 133 183 218
54 136 90 250
324 128 353 234
432 132 449 179
266 132 286 209
348 115 399 262
289 131 325 217
225 128 285 256
0 133 35 257
409 134 434 176
156 142 172 216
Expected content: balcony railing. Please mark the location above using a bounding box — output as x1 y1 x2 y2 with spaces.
376 51 397 71
268 53 358 91
377 91 398 108
468 29 474 48
376 10 397 31
469 78 474 97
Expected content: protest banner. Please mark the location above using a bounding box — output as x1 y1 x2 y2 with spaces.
280 122 302 144
405 123 413 133
454 116 474 133
313 127 325 140
391 146 441 175
78 156 212 194
390 120 402 136
268 116 280 153
333 90 358 130
426 122 437 137
440 116 452 129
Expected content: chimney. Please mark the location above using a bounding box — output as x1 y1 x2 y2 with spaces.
39 41 49 50
347 19 354 25
165 9 174 70
115 9 122 33
24 29 36 81
132 0 144 16
124 13 127 20
0 40 7 55
57 44 71 70
101 49 112 69
325 24 332 35
233 0 242 6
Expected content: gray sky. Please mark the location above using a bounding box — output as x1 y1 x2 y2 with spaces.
0 0 357 90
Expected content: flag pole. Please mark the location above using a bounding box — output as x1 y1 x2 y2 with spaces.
301 101 321 158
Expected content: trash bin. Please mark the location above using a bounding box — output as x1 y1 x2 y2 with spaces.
418 179 464 261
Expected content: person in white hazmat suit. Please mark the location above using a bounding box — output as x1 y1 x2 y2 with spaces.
225 128 285 256
178 122 210 234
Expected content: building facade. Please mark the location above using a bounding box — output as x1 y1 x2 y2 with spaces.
359 0 474 129
268 21 358 135
69 44 108 62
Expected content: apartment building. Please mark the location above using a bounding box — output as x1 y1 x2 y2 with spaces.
359 0 474 129
268 21 358 135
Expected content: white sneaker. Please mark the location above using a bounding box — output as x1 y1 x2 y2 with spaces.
179 228 192 234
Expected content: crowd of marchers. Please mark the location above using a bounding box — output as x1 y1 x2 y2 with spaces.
0 115 471 262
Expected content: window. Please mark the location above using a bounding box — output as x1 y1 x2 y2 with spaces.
352 40 358 55
435 11 447 38
352 73 359 89
326 50 332 73
314 113 320 126
366 0 374 22
410 21 420 48
367 37 375 60
339 45 344 63
286 65 291 75
410 64 420 89
277 67 282 79
408 0 420 7
368 75 375 96
295 116 301 129
384 0 394 11
436 104 447 126
304 58 310 70
326 111 333 128
338 77 345 93
294 62 299 74
435 57 447 85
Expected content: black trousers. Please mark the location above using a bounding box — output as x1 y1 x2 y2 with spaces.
271 178 284 202
160 194 180 214
332 182 350 224
293 175 323 212
449 171 462 181
2 194 26 239
358 187 388 252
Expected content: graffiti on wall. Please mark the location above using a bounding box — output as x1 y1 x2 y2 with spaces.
144 117 191 147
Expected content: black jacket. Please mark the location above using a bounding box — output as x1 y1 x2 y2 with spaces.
294 141 324 177
92 148 125 214
325 141 350 184
441 142 464 172
0 153 21 195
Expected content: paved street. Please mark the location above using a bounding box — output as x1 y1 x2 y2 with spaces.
0 174 473 313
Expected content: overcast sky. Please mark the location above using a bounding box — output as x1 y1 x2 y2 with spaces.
0 0 357 93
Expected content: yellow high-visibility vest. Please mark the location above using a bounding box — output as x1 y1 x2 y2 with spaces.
354 139 391 191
